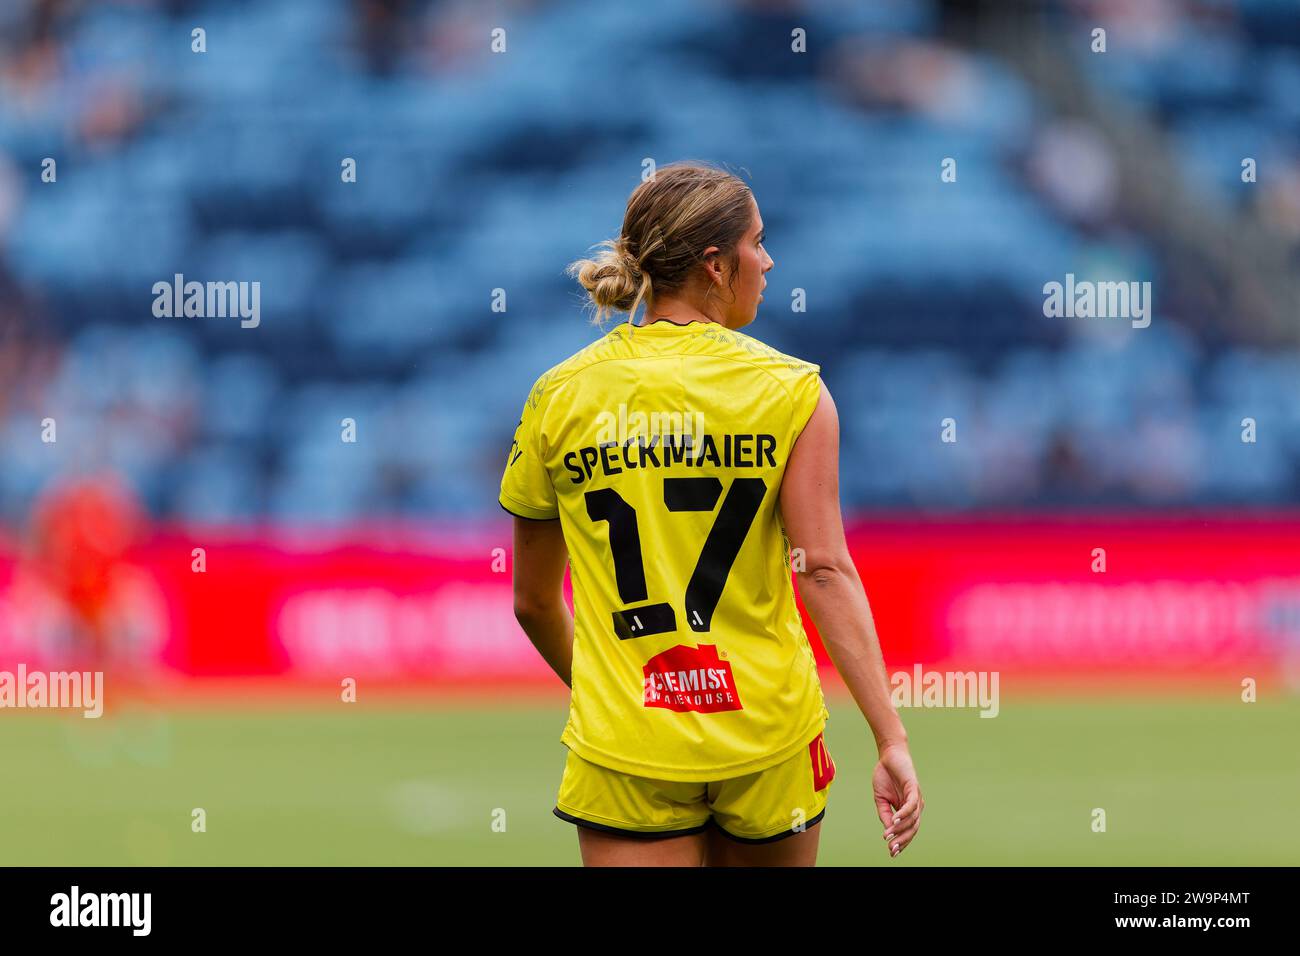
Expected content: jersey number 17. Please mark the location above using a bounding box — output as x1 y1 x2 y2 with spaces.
584 477 766 639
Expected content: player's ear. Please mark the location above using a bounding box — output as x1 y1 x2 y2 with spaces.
701 245 723 283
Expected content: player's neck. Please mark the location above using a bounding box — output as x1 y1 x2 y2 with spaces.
638 299 722 328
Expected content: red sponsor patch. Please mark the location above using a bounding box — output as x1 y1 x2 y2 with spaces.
809 731 835 791
642 644 743 713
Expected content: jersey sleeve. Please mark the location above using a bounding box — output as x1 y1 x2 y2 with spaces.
499 372 559 520
788 364 822 442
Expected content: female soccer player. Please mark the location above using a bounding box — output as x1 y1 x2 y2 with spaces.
500 162 922 866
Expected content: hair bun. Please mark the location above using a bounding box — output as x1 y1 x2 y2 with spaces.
566 238 650 317
619 248 643 280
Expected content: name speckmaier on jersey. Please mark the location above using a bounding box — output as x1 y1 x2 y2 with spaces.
562 432 779 484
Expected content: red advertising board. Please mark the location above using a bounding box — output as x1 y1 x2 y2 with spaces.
1 515 1296 684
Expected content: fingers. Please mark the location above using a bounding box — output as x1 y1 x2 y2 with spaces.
886 799 920 836
883 787 925 859
888 789 919 825
874 790 899 830
886 818 920 857
890 778 921 823
882 805 915 842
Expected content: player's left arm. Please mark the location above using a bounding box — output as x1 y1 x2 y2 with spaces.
511 515 574 689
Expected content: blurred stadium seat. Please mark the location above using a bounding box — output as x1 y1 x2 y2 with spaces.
1 0 1297 525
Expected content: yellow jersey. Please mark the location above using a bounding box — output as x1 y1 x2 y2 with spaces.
499 317 828 781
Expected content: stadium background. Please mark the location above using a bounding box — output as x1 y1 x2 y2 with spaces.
1 0 1298 865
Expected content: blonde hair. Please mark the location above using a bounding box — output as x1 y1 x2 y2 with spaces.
566 161 754 326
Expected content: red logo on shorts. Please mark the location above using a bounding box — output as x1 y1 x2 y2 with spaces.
642 644 743 713
809 732 835 791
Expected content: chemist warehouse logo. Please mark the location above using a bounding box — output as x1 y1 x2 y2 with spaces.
643 644 743 713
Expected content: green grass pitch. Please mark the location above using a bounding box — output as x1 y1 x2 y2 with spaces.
2 692 1295 865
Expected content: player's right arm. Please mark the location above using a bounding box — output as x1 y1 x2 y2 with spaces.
778 377 924 858
510 515 574 689
500 372 574 689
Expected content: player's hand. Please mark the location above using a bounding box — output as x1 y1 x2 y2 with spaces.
872 743 923 858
